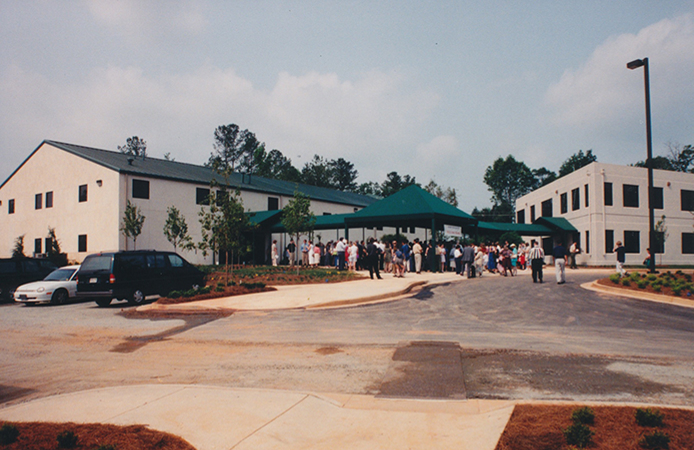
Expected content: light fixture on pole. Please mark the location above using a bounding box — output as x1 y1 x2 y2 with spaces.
627 57 656 274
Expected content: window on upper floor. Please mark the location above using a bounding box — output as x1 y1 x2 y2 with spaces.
560 193 568 214
530 205 536 222
516 209 525 224
604 182 613 206
8 199 15 214
132 179 150 199
572 188 580 211
45 237 52 254
196 187 210 205
584 184 589 208
46 191 53 208
34 238 42 255
78 184 88 203
623 184 639 208
652 187 663 210
681 189 694 211
541 199 553 217
35 193 42 210
268 197 279 211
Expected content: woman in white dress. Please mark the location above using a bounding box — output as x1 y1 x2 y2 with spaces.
348 241 358 271
271 240 279 266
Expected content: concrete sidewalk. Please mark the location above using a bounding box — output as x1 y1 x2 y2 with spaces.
139 271 465 312
0 385 515 450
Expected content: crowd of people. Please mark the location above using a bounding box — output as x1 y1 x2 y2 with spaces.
268 237 587 284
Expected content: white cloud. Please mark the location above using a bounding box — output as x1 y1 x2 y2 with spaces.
544 14 694 144
0 63 439 184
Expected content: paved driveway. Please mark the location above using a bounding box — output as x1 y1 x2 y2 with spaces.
1 269 693 407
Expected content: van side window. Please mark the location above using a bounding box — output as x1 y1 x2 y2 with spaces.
118 254 146 273
0 260 17 274
168 254 184 268
147 254 167 268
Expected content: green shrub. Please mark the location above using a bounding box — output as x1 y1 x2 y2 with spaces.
227 281 236 286
637 280 649 289
0 423 19 445
199 286 211 294
685 274 692 282
57 430 79 448
216 282 225 288
635 407 664 427
661 279 672 288
639 430 670 449
672 286 683 296
563 422 593 448
630 272 642 281
215 286 224 292
609 273 621 284
571 406 595 425
96 445 116 450
622 278 631 287
168 290 182 299
240 282 266 289
647 274 658 281
652 285 662 292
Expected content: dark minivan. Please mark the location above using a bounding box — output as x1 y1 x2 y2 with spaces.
76 250 205 307
0 258 58 302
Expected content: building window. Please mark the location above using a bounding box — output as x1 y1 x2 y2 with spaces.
322 212 332 215
682 233 694 254
604 182 613 206
530 205 536 222
132 179 150 199
34 238 42 255
268 197 279 211
605 230 614 254
541 199 553 217
196 187 210 205
409 227 415 234
584 184 589 208
78 235 88 253
45 237 52 254
572 188 580 211
516 209 525 224
35 193 42 210
652 187 664 210
78 184 88 203
8 199 15 214
560 193 568 214
623 184 639 208
46 191 53 208
681 190 694 211
624 230 640 253
585 230 590 254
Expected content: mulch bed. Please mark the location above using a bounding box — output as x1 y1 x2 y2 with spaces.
156 285 274 304
596 271 694 300
0 421 195 450
495 404 694 450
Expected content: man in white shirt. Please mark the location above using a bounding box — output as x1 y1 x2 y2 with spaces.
335 238 347 270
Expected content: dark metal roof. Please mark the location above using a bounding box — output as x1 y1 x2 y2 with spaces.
3 140 377 208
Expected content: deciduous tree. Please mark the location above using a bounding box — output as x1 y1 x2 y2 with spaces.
558 149 597 177
208 124 260 172
163 206 194 253
281 190 316 272
120 200 146 250
118 136 147 158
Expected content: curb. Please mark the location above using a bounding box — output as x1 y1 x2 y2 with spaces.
582 280 694 309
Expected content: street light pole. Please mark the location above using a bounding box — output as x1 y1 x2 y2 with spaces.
627 57 656 273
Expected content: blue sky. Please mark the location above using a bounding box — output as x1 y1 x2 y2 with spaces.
1 1 693 210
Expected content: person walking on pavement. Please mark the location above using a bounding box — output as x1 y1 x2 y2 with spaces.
553 241 567 284
614 240 627 277
528 240 545 283
568 242 579 269
366 238 383 279
462 242 475 278
271 240 279 266
412 238 423 274
287 239 296 267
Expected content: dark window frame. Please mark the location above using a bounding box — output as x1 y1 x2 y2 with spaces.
78 234 88 253
623 184 639 208
196 187 210 205
35 193 43 210
45 191 53 208
571 188 580 211
651 187 664 210
624 230 640 254
681 190 694 211
541 199 553 218
132 179 150 200
560 193 568 214
584 184 589 208
8 199 15 214
34 238 42 255
268 197 279 211
530 205 536 222
516 209 525 224
682 233 694 254
585 230 590 254
605 229 614 254
604 182 613 206
78 184 88 203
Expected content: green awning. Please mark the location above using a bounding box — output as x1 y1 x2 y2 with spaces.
477 221 554 236
534 217 578 232
246 210 282 227
345 185 477 229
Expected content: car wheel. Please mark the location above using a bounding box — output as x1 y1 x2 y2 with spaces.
51 289 69 305
128 289 145 305
95 298 112 307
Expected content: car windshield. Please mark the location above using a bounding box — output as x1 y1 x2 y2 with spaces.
44 268 78 281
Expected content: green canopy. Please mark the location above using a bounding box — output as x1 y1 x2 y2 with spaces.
534 216 578 232
344 185 477 230
477 221 553 236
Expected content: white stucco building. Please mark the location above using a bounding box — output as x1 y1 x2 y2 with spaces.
0 141 376 264
515 162 694 266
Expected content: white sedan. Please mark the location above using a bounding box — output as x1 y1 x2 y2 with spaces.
14 265 80 305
